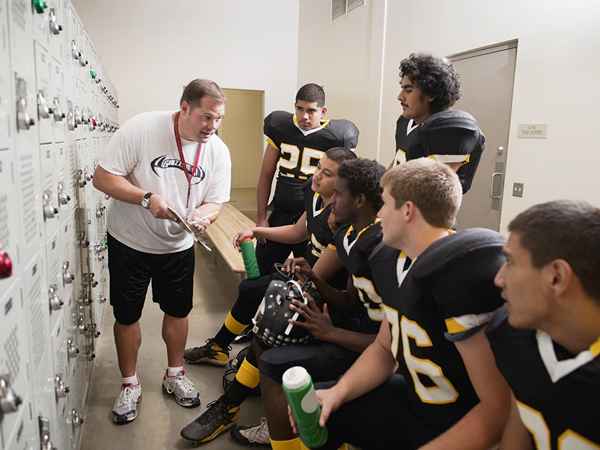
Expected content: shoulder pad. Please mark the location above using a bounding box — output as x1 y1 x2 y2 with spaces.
418 109 483 155
327 119 359 141
411 228 505 279
264 110 293 131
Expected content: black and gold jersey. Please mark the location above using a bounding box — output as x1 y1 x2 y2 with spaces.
265 111 359 213
487 312 600 449
393 115 420 166
330 221 385 329
393 110 485 194
304 181 335 267
376 229 505 433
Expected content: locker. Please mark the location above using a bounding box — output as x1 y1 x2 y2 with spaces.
46 231 64 331
50 58 66 142
8 0 34 76
0 281 30 449
0 151 18 299
40 143 59 237
0 0 10 150
48 0 65 62
34 42 53 143
31 0 49 48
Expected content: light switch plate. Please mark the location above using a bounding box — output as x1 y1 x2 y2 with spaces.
513 182 524 198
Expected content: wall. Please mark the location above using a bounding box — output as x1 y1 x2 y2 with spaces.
379 0 600 230
298 0 387 160
73 0 299 123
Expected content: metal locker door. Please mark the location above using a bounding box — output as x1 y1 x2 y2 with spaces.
56 143 74 217
0 0 11 150
51 314 70 450
46 232 64 332
34 42 54 144
0 151 19 299
47 0 65 62
2 406 30 450
40 143 60 236
8 0 34 73
31 0 49 49
50 58 66 143
0 281 30 450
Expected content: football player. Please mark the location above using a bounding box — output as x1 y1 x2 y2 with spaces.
301 158 511 450
489 200 600 449
183 147 356 368
393 53 484 194
179 148 355 445
180 159 387 447
248 159 388 450
256 83 359 274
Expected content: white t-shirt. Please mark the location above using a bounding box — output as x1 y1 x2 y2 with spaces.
98 111 231 254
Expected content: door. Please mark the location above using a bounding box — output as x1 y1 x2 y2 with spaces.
218 88 264 220
449 41 517 231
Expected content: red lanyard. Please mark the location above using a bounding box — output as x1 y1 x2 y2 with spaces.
174 111 203 208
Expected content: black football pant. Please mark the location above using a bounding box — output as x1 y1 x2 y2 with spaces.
311 375 439 450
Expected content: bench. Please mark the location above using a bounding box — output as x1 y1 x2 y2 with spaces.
204 203 255 276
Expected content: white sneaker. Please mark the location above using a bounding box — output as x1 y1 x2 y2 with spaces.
112 384 142 425
162 370 201 408
231 417 270 447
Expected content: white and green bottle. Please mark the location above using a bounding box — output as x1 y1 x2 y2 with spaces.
282 366 328 448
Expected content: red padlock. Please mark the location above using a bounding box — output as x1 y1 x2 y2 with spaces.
0 251 13 279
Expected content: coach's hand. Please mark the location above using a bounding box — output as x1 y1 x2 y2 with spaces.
289 296 335 341
148 194 175 220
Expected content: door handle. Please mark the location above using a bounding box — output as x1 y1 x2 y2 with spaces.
489 172 503 199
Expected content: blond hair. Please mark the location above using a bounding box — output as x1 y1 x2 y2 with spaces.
381 158 462 228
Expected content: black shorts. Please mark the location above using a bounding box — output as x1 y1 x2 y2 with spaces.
312 376 439 450
258 342 359 385
107 234 195 325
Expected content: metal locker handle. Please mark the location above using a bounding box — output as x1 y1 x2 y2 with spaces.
489 172 504 200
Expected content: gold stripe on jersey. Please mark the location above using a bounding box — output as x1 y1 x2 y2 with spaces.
266 136 279 150
444 307 501 336
428 154 470 164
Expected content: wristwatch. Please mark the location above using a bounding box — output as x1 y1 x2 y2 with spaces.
140 192 153 209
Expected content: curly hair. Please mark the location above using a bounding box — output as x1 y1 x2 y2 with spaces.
338 159 386 211
399 53 461 113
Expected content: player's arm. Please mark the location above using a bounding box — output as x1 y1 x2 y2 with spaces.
234 212 309 249
499 396 534 450
254 212 308 244
256 142 280 227
419 331 511 450
312 246 344 282
326 318 396 402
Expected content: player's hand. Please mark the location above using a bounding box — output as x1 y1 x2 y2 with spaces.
315 386 345 427
282 257 314 281
289 296 335 341
233 229 255 249
148 194 174 220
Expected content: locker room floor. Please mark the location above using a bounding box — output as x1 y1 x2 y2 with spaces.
81 245 264 450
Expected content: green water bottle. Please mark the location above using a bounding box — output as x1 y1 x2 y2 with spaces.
283 366 328 448
239 237 260 279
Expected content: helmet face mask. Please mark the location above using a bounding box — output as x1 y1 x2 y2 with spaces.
252 279 313 347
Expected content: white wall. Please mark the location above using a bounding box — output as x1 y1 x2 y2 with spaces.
298 0 387 160
73 0 299 123
379 0 600 230
299 0 600 230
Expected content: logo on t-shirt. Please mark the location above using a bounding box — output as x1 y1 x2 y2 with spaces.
150 155 206 184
